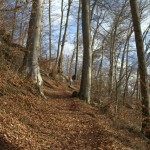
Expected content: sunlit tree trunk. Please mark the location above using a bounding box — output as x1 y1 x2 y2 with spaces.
130 0 150 139
26 0 45 97
56 0 64 68
49 0 52 70
74 0 81 80
96 36 107 94
69 47 75 77
79 0 92 103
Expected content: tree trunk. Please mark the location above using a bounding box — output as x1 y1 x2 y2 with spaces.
49 0 52 70
11 0 18 41
108 29 116 98
124 35 130 102
69 47 75 77
117 26 133 103
58 0 72 73
130 0 150 139
79 0 92 104
56 0 64 68
119 26 133 84
74 0 81 80
19 4 26 45
26 0 45 98
108 2 128 99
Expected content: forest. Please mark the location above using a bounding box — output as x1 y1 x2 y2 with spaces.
0 0 150 149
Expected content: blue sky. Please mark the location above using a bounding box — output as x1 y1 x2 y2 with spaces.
42 0 79 57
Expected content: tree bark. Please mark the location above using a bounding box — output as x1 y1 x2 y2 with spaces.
19 3 26 45
56 0 64 68
79 0 92 104
26 0 45 98
58 0 72 73
130 0 150 139
11 0 18 41
74 0 81 80
49 0 52 70
69 47 75 77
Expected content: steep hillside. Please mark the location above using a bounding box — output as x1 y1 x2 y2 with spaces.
0 32 150 150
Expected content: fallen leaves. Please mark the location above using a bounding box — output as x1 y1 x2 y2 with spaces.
0 61 149 149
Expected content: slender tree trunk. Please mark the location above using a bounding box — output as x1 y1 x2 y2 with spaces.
11 0 18 40
136 69 142 100
74 0 81 80
56 0 64 68
108 30 116 98
19 4 26 45
130 0 150 139
119 27 132 83
79 0 92 103
21 27 28 46
108 17 120 98
91 15 101 63
58 0 72 73
124 36 130 101
122 38 130 103
123 67 132 103
69 48 75 77
91 7 106 59
49 0 52 70
96 40 105 93
115 51 121 113
108 2 127 99
90 0 98 21
118 27 132 103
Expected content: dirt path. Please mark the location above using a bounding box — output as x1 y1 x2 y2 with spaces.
0 80 150 150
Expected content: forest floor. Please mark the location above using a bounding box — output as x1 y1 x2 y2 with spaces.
0 66 150 150
0 39 150 149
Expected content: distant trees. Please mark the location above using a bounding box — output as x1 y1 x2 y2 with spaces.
130 0 150 139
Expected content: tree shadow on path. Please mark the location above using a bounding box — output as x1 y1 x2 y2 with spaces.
0 134 20 150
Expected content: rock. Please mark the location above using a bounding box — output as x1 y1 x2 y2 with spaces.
72 91 78 97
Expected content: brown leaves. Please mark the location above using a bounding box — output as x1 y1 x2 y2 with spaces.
0 61 149 149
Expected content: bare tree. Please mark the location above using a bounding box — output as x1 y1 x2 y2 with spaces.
55 0 64 70
74 0 81 80
130 0 150 139
11 0 18 40
26 0 45 98
58 0 72 73
79 0 92 103
49 0 52 70
18 2 28 45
